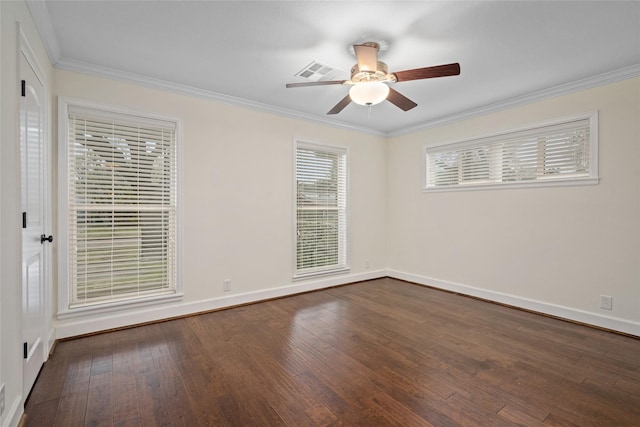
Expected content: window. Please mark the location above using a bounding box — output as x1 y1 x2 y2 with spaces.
425 113 598 191
295 141 348 277
59 99 179 311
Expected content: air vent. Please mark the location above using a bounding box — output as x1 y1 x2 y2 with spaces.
295 61 343 81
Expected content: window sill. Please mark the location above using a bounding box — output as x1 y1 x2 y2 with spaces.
423 177 599 193
57 291 184 320
293 267 350 282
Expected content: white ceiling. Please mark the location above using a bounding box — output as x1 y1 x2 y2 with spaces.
30 1 640 135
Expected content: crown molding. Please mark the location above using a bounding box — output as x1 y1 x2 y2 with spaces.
54 57 386 137
54 57 640 139
26 0 61 65
388 64 640 137
24 0 382 136
25 0 640 138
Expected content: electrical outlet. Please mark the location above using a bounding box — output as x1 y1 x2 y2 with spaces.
223 279 231 292
1 382 5 416
600 295 613 310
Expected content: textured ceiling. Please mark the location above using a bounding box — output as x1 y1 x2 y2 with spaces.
30 1 640 135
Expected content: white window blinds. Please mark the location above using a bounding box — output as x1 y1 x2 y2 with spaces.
295 142 347 276
66 107 177 307
425 114 597 190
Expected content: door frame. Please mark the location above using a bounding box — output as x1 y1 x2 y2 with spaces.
18 23 53 401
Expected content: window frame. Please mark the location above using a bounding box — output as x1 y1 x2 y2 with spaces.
57 97 183 318
293 139 349 280
423 112 599 192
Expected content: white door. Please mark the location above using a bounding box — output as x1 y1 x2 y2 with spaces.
20 49 48 398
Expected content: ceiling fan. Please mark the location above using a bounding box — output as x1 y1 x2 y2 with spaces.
286 42 461 115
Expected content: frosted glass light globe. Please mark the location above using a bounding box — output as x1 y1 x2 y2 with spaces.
349 81 390 106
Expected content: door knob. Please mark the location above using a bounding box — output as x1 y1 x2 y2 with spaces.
40 234 53 244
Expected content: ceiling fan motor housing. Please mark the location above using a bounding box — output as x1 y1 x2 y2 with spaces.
286 40 459 114
350 62 390 83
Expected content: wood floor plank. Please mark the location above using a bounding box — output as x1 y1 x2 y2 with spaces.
134 368 171 427
361 391 434 427
52 391 89 427
85 372 112 427
498 399 550 425
21 398 60 427
24 278 640 426
24 355 68 406
236 330 338 425
111 350 140 426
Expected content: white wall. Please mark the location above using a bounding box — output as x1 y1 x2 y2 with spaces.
387 77 640 335
53 69 388 337
1 1 53 426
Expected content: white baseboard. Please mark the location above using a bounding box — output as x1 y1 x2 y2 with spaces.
47 327 56 356
3 395 23 427
53 268 639 339
387 269 640 337
54 270 386 339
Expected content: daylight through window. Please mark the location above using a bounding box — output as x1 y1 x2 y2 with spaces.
425 113 598 190
64 105 178 308
295 142 347 277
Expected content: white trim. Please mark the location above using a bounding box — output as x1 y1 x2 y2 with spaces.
423 112 597 151
19 23 54 365
293 267 350 282
18 22 53 414
57 97 183 315
55 57 385 137
390 64 640 137
47 326 55 355
57 293 184 320
589 110 599 179
54 270 386 339
422 177 599 193
59 96 182 129
296 140 349 155
25 0 61 65
57 97 71 318
293 138 350 279
53 268 640 339
422 111 598 191
387 270 640 337
291 138 297 279
3 394 23 427
57 58 640 138
18 25 48 86
22 2 640 137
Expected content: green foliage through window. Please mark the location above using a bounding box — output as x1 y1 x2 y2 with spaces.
295 143 347 275
66 108 177 307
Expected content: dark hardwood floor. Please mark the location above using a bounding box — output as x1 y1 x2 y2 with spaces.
24 278 640 426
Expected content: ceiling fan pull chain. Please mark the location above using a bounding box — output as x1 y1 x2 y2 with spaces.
367 105 372 119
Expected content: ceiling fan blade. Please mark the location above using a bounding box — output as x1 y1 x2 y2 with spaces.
327 94 352 115
393 63 460 82
353 43 378 72
387 88 418 111
286 80 346 88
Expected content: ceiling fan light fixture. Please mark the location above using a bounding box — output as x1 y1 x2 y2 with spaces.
286 40 460 115
349 81 390 106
